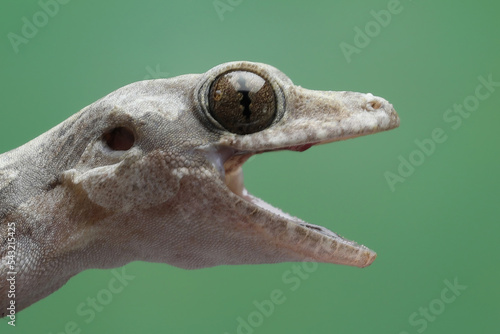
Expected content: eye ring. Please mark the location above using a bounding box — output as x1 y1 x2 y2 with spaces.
207 70 277 135
196 62 287 135
208 71 276 135
102 126 135 151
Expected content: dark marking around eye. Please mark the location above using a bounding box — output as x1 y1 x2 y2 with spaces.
208 71 276 135
103 127 135 151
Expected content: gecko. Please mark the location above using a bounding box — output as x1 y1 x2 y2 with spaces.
0 61 399 316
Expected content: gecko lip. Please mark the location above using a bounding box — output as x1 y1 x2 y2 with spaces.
219 147 377 268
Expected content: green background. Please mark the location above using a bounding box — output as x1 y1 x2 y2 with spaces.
1 0 499 333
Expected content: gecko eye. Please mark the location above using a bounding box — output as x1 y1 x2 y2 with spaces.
103 127 135 151
208 71 276 135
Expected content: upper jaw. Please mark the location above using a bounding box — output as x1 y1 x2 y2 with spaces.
217 87 399 153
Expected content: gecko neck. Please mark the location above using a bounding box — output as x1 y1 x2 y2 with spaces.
0 193 121 316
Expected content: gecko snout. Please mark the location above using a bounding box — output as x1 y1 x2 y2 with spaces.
363 93 399 127
364 93 386 111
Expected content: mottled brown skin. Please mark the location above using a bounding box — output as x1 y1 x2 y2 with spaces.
0 61 399 316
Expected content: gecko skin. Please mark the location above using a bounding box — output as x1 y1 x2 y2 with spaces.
0 61 399 315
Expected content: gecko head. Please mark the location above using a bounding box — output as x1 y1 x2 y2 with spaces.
186 61 399 269
59 61 398 271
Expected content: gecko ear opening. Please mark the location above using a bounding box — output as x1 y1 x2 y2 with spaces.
103 127 135 151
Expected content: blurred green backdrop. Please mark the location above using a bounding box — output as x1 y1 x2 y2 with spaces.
1 0 499 333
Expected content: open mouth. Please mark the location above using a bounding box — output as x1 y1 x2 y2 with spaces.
219 146 377 268
196 78 399 268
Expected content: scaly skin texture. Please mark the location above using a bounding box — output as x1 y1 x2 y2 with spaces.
0 61 399 316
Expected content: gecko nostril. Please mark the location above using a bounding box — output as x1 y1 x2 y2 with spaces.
103 127 135 151
368 100 382 110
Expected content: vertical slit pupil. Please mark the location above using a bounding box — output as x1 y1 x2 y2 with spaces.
240 90 252 119
237 76 252 119
103 127 135 151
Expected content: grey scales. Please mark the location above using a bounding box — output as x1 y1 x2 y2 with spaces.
0 61 399 315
